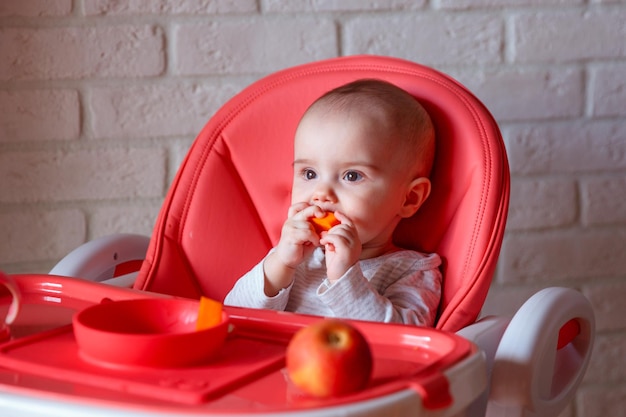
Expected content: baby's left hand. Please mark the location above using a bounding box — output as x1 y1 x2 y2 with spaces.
319 211 361 283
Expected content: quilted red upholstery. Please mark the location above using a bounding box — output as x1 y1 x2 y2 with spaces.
135 55 510 332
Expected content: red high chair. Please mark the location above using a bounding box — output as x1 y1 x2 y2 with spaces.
15 55 593 417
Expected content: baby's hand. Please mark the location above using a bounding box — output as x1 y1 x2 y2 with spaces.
274 203 322 269
264 203 323 296
319 211 361 283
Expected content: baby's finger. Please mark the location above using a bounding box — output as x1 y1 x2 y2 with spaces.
320 230 353 248
287 202 312 218
332 211 354 228
293 204 323 221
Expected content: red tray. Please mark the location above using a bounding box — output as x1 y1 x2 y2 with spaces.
0 274 476 414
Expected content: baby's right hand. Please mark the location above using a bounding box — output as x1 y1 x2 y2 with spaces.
274 203 322 269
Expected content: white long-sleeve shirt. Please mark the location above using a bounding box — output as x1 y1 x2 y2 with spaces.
224 247 442 326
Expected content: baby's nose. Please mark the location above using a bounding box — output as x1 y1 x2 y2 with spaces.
311 183 337 203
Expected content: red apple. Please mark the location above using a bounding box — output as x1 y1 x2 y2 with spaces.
286 319 373 398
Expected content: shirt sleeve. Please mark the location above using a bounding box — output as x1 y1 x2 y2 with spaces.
223 256 292 311
315 254 441 326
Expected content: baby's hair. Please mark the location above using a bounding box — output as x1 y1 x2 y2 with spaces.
305 79 436 178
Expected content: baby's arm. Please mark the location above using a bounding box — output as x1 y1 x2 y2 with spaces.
223 255 291 310
262 203 324 296
317 254 442 326
318 211 361 283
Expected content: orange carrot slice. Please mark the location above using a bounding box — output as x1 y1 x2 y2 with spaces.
310 212 340 234
196 296 223 330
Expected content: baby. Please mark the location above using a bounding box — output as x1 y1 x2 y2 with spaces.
225 79 441 326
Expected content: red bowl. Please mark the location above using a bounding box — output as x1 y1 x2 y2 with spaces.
73 298 229 368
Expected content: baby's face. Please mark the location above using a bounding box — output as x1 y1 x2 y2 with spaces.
292 109 414 249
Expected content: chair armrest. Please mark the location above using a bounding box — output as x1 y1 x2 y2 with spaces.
49 234 150 284
488 287 595 417
457 316 511 365
456 316 511 417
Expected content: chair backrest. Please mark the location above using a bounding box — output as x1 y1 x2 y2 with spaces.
135 55 510 332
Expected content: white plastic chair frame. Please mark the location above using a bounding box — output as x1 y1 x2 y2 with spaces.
50 234 595 417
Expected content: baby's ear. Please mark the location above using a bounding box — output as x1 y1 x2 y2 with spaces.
399 177 431 218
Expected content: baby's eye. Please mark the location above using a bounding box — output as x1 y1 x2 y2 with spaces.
343 171 363 182
303 169 317 180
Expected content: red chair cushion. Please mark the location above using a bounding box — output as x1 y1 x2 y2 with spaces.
135 55 509 332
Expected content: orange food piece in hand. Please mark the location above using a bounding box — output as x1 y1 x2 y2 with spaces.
196 296 223 330
310 212 340 234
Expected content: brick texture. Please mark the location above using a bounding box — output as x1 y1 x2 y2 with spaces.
262 0 427 12
0 90 80 142
0 26 165 81
577 386 626 417
591 63 626 117
507 178 578 230
83 0 258 15
89 203 161 238
0 0 72 17
437 0 584 8
585 333 626 383
88 81 247 138
174 18 337 75
583 281 626 332
451 67 584 121
505 121 626 174
0 209 85 264
513 10 626 63
581 177 626 226
0 148 166 202
500 230 626 283
0 3 624 415
344 13 503 66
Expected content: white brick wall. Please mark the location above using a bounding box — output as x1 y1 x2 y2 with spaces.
0 90 80 141
88 82 244 138
0 26 165 80
0 1 624 414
